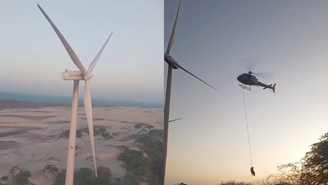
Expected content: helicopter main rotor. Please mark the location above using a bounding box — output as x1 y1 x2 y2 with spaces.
247 70 272 79
241 58 273 79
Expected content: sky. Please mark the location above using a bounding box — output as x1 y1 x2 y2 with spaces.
164 0 328 184
0 0 163 104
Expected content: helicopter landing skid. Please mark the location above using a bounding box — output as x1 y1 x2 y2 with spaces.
239 84 251 91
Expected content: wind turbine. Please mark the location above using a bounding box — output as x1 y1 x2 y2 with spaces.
163 0 217 184
37 4 112 185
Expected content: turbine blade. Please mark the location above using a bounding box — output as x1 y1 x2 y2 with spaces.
165 0 181 54
88 32 113 73
37 4 87 76
169 118 181 122
174 62 218 91
83 80 98 177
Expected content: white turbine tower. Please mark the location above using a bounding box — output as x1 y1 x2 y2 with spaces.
37 4 113 185
163 0 217 184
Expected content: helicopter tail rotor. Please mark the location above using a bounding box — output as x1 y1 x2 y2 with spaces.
263 83 276 93
272 83 276 93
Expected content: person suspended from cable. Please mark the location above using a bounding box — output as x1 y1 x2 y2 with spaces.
250 167 255 176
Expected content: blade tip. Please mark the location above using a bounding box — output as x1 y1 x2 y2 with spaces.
37 4 42 10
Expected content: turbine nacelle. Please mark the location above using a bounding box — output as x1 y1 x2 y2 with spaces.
62 71 94 81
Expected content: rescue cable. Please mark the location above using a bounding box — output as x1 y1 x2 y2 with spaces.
242 88 256 176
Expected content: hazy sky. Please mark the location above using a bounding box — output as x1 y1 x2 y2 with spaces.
165 0 328 184
0 0 163 103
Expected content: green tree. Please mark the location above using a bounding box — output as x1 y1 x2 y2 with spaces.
117 148 150 171
53 167 112 185
43 164 58 179
73 168 97 185
116 129 164 185
150 159 164 183
94 167 112 185
16 170 32 185
0 176 8 181
122 172 139 185
52 169 66 185
7 166 33 185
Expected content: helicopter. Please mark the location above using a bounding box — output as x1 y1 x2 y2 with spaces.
237 71 276 93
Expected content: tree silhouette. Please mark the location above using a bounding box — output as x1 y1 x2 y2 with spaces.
267 162 302 185
267 132 328 185
300 132 328 184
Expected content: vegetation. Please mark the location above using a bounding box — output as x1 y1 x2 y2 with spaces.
15 170 33 185
1 166 35 185
175 132 328 185
2 128 163 185
0 176 8 181
116 129 164 185
5 129 328 185
134 123 154 130
52 167 112 185
86 156 98 162
59 126 114 140
43 164 59 179
52 129 163 185
112 132 120 137
134 123 146 129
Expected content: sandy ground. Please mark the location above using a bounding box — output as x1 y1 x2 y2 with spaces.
0 99 163 185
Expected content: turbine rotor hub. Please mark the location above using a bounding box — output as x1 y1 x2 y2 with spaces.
164 53 171 61
83 73 94 80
